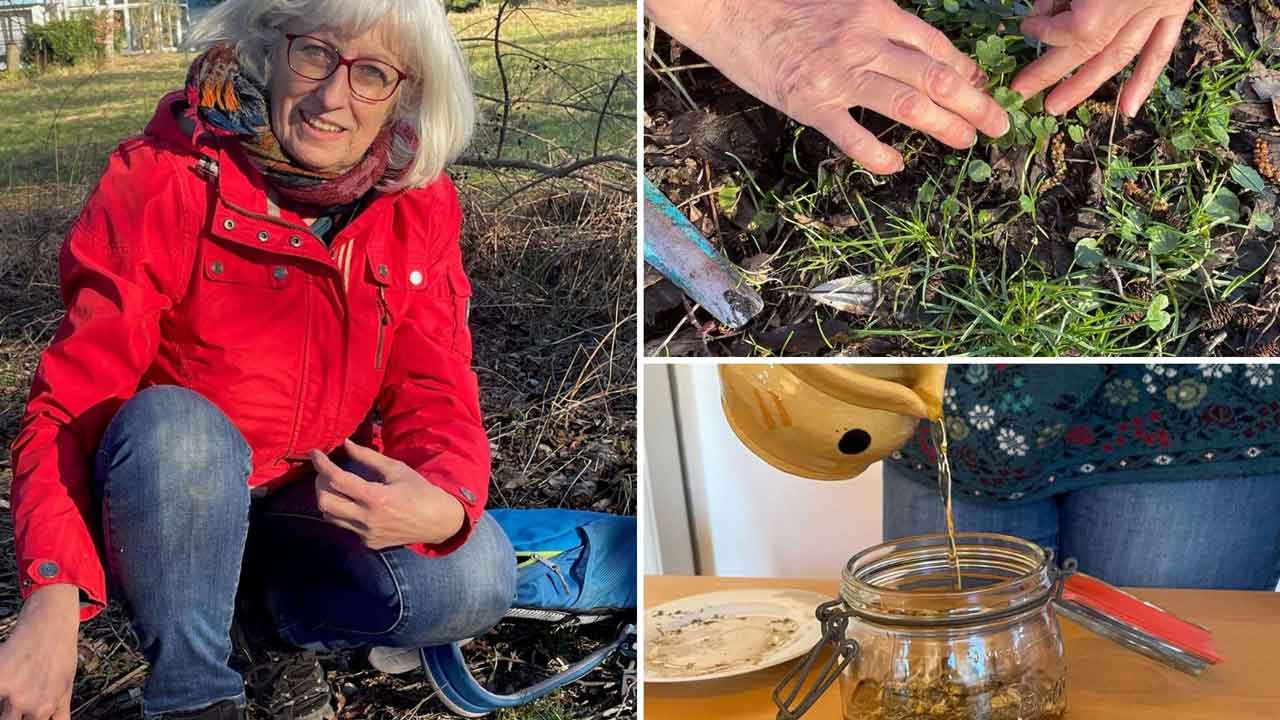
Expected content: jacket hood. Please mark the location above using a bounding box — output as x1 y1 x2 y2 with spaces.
144 90 213 156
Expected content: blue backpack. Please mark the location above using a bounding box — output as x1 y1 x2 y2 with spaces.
419 509 636 716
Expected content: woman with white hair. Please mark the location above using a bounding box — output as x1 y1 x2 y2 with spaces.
0 1 515 719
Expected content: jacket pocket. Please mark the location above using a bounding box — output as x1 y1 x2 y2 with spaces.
446 266 474 358
202 244 292 290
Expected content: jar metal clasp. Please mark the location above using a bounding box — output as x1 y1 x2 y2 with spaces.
773 599 860 720
1048 549 1079 601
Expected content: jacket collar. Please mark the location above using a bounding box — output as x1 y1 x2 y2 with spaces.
146 91 398 270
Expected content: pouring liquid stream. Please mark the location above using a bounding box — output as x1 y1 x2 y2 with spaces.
930 419 963 591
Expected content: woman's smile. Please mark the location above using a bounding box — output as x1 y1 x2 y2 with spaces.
297 108 349 139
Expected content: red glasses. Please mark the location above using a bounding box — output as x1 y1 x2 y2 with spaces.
284 33 408 103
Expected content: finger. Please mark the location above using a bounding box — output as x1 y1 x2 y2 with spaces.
874 44 1010 138
310 450 368 501
808 110 903 174
342 438 398 479
1009 42 1092 102
855 73 980 150
309 447 345 480
890 9 986 87
1119 15 1184 117
316 485 365 523
320 466 375 507
1043 8 1162 115
1020 6 1127 49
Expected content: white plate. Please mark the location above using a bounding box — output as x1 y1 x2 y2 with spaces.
644 588 829 683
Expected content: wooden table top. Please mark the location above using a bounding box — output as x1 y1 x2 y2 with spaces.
644 575 1280 720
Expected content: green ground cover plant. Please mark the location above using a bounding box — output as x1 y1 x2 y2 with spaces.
644 0 1280 357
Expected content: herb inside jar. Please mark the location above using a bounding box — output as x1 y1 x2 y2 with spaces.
845 666 1066 720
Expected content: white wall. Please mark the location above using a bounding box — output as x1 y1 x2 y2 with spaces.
642 365 696 576
647 364 884 579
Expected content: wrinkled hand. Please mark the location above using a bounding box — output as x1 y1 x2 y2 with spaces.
309 439 466 549
648 0 1010 174
1012 0 1193 117
0 584 78 720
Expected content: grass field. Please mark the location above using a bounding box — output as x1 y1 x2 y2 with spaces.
0 0 636 188
0 1 636 718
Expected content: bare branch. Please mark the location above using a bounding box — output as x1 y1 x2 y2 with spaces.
594 72 625 157
493 0 513 160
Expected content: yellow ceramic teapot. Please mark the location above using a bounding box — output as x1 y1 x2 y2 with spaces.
718 364 947 480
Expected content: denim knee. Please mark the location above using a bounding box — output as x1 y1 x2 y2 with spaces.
454 513 517 633
390 513 517 647
97 385 252 508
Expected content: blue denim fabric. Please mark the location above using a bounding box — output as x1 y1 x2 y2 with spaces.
883 463 1280 590
244 475 516 651
94 386 515 718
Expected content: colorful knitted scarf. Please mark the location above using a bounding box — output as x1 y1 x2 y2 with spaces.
184 44 416 208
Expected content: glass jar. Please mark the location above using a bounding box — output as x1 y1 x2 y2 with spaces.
778 532 1069 720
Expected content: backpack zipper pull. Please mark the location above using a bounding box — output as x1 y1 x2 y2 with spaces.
533 555 572 596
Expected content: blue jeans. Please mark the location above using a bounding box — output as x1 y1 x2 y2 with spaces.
94 386 516 718
883 463 1280 590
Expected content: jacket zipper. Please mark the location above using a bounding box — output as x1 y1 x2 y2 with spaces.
375 286 389 369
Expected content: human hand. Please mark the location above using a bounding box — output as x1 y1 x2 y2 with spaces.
646 0 1010 174
1012 0 1193 117
0 584 79 720
309 439 466 549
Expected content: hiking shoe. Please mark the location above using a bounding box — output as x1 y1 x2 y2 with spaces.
241 650 335 720
231 623 334 720
159 699 244 720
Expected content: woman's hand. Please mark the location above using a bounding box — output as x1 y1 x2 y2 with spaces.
0 584 79 720
646 0 1010 174
309 439 466 549
1012 0 1193 117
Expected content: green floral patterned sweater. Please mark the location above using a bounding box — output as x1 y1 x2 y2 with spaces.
891 364 1280 502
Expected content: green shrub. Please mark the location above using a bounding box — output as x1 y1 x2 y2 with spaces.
22 18 102 69
446 0 483 10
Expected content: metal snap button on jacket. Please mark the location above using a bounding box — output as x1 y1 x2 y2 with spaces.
37 560 59 579
258 230 270 242
273 267 288 281
211 260 225 275
222 218 236 231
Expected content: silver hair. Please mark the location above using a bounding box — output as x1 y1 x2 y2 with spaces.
185 0 474 189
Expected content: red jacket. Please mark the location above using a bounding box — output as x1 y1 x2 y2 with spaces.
9 93 490 620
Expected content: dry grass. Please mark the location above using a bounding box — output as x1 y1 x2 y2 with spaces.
0 183 636 720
